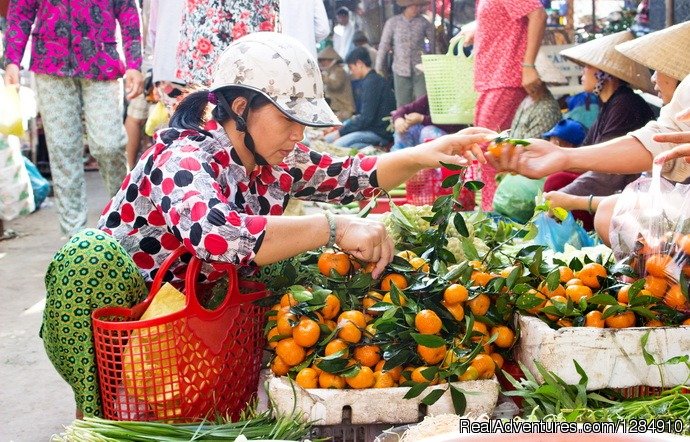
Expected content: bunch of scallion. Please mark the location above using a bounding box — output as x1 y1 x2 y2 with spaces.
51 410 313 442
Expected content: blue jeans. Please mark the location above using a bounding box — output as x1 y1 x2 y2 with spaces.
391 124 448 151
334 131 389 149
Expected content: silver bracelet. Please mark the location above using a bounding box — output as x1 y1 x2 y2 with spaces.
324 211 337 247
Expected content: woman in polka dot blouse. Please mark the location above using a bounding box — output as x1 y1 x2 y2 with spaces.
43 32 494 417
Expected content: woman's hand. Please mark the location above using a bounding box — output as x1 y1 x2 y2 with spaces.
124 69 144 100
416 127 497 168
393 117 410 134
486 138 569 179
543 191 576 211
653 131 690 164
4 63 20 87
404 112 425 126
334 216 393 279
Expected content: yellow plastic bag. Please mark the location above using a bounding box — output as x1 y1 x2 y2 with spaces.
0 86 24 137
144 101 170 136
122 283 186 418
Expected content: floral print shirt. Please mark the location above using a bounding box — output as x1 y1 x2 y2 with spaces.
97 121 380 283
3 0 142 80
175 0 278 85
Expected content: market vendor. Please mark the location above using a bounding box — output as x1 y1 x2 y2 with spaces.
487 29 690 246
41 32 494 418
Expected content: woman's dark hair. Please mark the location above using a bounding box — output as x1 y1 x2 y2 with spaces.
345 47 371 67
169 87 272 135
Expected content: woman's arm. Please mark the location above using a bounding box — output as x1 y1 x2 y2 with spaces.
544 191 604 213
522 7 546 92
375 129 495 190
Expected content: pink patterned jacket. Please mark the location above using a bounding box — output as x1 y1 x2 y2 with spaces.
3 0 142 80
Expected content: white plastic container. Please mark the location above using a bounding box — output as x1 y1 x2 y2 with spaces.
516 314 690 389
261 372 500 425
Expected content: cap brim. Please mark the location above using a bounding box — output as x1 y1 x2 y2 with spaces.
212 84 341 127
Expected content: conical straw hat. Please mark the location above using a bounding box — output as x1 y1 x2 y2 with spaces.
615 21 690 82
560 30 654 93
536 50 567 85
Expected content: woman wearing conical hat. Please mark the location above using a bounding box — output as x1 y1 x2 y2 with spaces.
485 21 690 246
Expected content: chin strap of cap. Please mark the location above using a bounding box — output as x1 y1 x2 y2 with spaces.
215 91 268 166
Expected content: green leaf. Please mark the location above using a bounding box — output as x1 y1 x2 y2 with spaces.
506 266 521 289
403 382 430 399
464 180 484 192
630 306 657 320
453 213 470 237
449 385 467 415
316 357 350 373
440 161 465 171
664 355 689 365
341 365 361 378
411 333 446 348
601 304 625 319
421 388 446 406
640 330 656 366
545 270 561 291
587 293 619 306
516 293 546 310
441 173 460 188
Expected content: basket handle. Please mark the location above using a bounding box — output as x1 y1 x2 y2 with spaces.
446 34 470 58
185 255 266 316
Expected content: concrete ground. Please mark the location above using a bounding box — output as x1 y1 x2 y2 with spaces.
0 171 108 441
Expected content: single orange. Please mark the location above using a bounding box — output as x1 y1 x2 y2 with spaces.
558 266 575 283
321 294 341 320
268 303 282 322
373 371 396 388
415 310 443 334
646 319 663 327
396 250 418 261
338 322 362 343
617 284 631 304
538 281 566 299
276 338 306 366
270 355 291 376
276 312 297 337
565 278 584 287
354 345 381 367
280 293 298 307
644 275 668 298
317 251 352 277
411 366 437 384
293 317 321 348
442 301 465 321
374 360 403 381
664 284 690 310
325 338 349 357
267 327 281 349
382 291 407 306
345 366 375 389
603 307 636 328
682 318 690 326
584 310 605 328
576 263 607 289
526 290 547 315
467 294 490 316
458 366 480 381
470 353 495 378
489 353 504 369
471 321 489 342
645 254 672 278
491 325 515 348
409 257 430 272
295 367 319 389
319 371 346 389
557 318 573 328
418 344 447 365
565 284 593 303
380 273 408 291
543 295 567 321
338 310 367 328
443 283 469 305
471 271 493 287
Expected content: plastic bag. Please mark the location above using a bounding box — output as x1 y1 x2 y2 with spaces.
144 101 169 136
0 85 24 137
0 136 35 220
23 157 50 208
493 175 545 224
610 171 690 292
533 212 594 252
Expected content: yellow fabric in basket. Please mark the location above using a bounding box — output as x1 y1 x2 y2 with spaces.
122 283 186 418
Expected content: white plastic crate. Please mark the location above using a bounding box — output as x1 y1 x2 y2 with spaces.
516 314 690 390
261 371 499 426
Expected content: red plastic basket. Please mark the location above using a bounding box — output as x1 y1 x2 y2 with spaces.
405 168 442 206
92 247 268 422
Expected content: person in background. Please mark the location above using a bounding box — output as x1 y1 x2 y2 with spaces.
491 53 566 224
460 0 547 211
124 0 153 170
332 6 356 60
537 30 655 230
359 0 387 46
390 94 465 150
318 46 356 121
280 0 329 58
326 47 396 148
176 0 279 85
542 21 690 238
353 30 378 69
376 0 435 108
3 0 144 237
